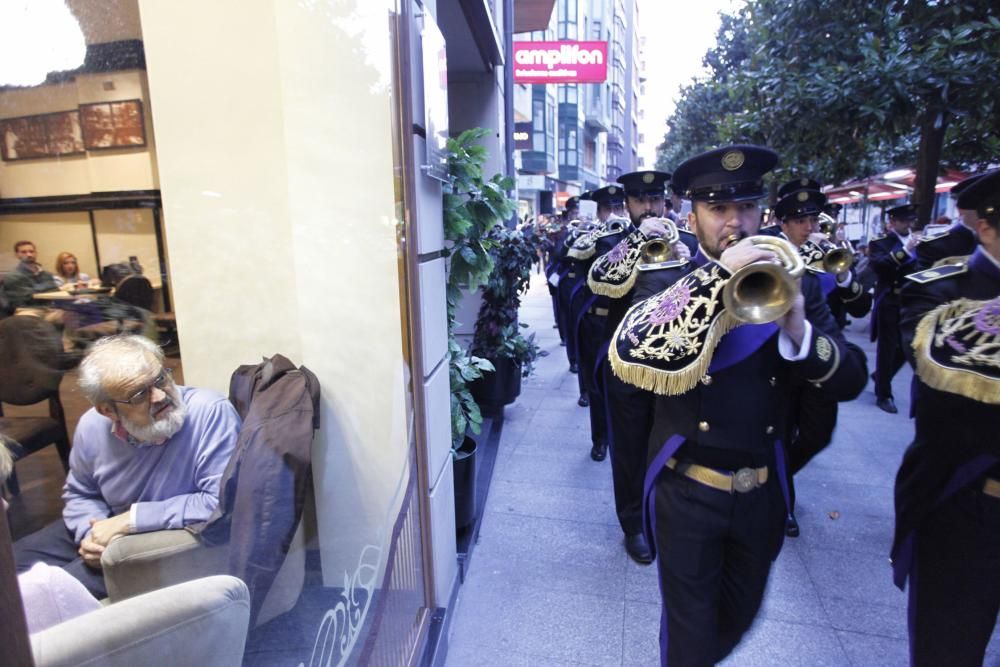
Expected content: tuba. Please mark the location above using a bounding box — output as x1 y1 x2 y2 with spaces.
721 236 805 324
638 218 681 264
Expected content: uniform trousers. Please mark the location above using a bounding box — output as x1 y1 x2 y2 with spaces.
577 310 608 446
910 486 1000 667
604 364 653 536
653 466 784 667
14 519 108 598
874 301 905 399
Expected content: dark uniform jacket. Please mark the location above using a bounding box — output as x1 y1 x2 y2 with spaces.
915 223 977 270
892 248 1000 583
868 233 919 339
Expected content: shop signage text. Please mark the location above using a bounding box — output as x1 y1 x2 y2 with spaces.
513 41 608 84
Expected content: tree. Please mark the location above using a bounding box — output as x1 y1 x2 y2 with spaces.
656 0 1000 221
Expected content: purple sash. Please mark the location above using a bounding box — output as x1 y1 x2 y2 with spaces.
708 323 779 374
819 272 837 297
642 434 686 560
891 453 999 590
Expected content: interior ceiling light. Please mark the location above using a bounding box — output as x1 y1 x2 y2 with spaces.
0 0 86 88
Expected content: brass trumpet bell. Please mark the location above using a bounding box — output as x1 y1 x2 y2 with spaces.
822 245 854 274
722 236 805 324
638 218 681 264
604 216 629 233
639 238 674 264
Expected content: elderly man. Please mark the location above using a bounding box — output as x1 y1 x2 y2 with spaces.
1 241 59 312
13 335 240 597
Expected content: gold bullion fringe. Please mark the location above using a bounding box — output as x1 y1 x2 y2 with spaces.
588 263 638 298
568 245 595 260
608 311 741 396
913 301 1000 405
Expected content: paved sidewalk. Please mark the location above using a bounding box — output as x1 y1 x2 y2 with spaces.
444 272 1000 666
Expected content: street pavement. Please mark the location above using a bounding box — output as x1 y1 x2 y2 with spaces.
444 271 1000 666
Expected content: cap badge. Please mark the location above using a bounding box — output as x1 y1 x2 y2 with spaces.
608 186 617 194
721 150 745 171
800 178 809 186
642 173 655 184
797 191 809 202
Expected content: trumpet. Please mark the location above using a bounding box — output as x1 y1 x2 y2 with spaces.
604 216 629 234
817 212 837 237
800 237 854 274
721 236 805 324
638 218 681 264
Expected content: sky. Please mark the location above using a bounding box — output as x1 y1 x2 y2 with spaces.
636 0 742 168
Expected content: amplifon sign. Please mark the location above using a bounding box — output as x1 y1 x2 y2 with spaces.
513 41 608 84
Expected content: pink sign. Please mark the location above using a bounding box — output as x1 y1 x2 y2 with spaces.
513 41 608 84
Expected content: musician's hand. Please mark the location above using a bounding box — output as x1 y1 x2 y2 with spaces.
673 242 692 261
639 218 670 238
719 238 775 273
807 232 829 246
905 232 921 253
776 283 807 348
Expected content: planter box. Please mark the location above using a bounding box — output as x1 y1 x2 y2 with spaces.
453 435 478 530
468 356 521 418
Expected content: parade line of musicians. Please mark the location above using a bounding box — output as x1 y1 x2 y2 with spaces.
534 145 999 667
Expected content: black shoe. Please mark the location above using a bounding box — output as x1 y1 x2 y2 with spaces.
569 363 578 373
590 441 607 461
876 397 898 414
577 394 590 407
625 533 653 564
785 515 800 538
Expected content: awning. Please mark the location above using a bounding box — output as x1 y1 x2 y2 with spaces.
823 167 973 205
513 0 556 34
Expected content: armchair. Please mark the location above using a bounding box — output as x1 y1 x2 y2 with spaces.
30 575 250 667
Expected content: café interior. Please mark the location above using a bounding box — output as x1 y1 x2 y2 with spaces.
1 0 447 665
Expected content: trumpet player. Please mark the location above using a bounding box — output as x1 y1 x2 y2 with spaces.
893 167 1000 667
915 173 981 270
772 186 872 536
608 146 867 666
869 203 921 413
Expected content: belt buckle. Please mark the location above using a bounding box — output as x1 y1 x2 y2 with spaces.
733 467 758 493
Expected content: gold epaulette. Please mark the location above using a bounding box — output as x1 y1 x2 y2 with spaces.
588 230 646 298
913 296 1000 404
905 258 968 284
609 263 739 396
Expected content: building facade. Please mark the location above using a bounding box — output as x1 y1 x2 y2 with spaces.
515 0 642 216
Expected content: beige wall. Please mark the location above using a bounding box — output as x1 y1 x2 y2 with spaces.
93 209 160 286
139 1 415 659
0 70 159 198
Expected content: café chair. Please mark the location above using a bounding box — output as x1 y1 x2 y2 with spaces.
0 317 71 496
113 275 154 311
30 575 251 667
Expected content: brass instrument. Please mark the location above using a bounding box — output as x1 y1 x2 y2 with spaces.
604 216 629 233
638 218 681 264
722 236 805 324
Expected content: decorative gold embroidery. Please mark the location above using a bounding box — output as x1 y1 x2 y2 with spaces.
588 230 646 297
913 297 1000 405
609 263 740 395
816 336 832 362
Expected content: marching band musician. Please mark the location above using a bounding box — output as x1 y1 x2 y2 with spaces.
869 203 922 413
608 146 867 666
892 167 1000 667
915 173 981 270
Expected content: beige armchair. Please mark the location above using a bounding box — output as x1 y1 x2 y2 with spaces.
30 575 250 667
100 499 310 627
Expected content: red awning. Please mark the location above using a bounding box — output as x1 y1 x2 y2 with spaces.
822 168 973 205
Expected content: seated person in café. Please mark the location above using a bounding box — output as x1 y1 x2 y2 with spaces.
53 251 92 288
2 439 102 633
13 335 241 598
1 240 59 310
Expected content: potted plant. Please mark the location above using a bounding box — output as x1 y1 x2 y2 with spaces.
469 224 543 417
442 128 513 529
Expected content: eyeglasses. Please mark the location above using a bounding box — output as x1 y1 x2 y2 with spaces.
113 368 174 406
